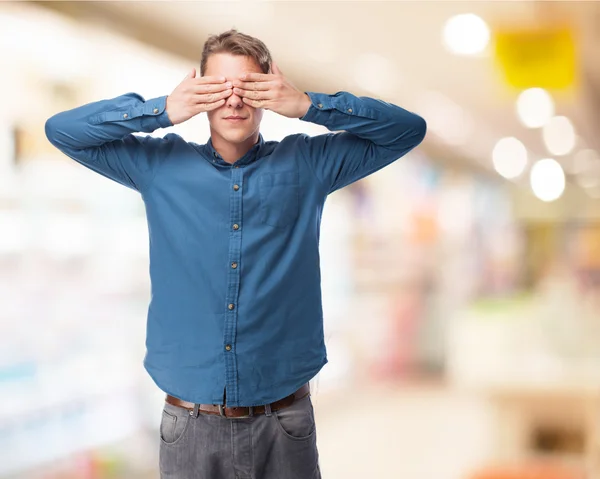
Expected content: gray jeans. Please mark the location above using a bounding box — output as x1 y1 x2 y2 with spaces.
159 392 322 479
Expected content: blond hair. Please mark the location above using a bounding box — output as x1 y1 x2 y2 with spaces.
200 29 272 76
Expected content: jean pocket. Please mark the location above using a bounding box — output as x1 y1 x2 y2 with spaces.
160 405 191 445
259 170 299 228
274 394 316 441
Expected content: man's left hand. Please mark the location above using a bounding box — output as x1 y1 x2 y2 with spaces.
232 62 312 119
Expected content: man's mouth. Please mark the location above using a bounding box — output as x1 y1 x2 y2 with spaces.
225 116 246 121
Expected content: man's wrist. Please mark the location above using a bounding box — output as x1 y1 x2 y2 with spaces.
297 93 312 119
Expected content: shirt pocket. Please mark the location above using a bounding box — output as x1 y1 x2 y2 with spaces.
259 169 300 228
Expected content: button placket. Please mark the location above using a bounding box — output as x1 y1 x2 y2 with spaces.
223 166 244 404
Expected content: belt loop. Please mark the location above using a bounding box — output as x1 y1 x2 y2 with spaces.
191 403 200 418
264 403 272 417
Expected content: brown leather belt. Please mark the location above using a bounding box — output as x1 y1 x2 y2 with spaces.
166 383 310 419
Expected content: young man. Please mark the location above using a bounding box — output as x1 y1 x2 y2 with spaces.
45 30 426 479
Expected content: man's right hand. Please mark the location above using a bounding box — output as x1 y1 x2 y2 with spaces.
165 68 233 125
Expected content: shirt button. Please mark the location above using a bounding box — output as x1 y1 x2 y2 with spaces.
225 344 232 351
123 113 128 119
233 184 240 191
153 108 159 114
317 103 323 108
233 224 239 231
347 108 353 113
228 303 235 310
231 262 238 269
214 152 219 158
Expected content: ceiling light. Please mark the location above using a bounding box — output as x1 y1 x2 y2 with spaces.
516 88 554 128
543 116 576 156
442 14 490 56
492 137 528 179
530 158 565 202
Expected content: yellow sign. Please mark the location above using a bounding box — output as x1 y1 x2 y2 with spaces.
494 27 576 90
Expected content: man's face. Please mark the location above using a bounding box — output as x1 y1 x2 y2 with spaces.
204 53 264 145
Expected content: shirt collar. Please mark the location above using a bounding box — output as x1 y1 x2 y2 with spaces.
205 133 265 167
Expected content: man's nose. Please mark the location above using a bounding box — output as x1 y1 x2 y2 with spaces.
226 91 244 108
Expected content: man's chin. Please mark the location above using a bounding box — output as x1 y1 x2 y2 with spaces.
222 131 252 144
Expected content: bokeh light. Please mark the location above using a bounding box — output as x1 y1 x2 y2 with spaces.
516 88 555 129
530 158 566 202
492 137 528 179
543 116 576 156
442 14 490 56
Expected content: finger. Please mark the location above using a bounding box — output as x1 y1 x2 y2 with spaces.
239 72 273 82
196 98 227 113
232 80 272 91
194 75 227 85
233 87 274 101
271 62 282 75
242 97 267 109
193 89 233 104
187 67 197 79
192 81 233 94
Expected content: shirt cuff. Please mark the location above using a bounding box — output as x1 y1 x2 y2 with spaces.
299 91 376 124
145 95 173 128
299 92 333 123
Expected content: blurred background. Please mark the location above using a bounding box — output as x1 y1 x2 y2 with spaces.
2 1 600 478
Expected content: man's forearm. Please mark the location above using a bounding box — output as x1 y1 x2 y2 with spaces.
45 92 172 153
300 91 426 152
295 91 426 194
44 92 174 192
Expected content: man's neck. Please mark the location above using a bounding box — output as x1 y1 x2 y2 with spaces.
210 131 260 165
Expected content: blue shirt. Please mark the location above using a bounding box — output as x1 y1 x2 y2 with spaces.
45 90 426 407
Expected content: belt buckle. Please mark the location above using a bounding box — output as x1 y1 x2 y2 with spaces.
235 406 254 419
219 405 254 419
